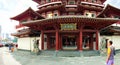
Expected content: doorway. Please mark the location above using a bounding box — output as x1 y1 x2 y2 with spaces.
62 35 77 50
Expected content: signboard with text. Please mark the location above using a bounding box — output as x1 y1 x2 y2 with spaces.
60 23 77 30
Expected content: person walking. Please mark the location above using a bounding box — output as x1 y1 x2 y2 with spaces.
8 43 12 52
106 40 115 65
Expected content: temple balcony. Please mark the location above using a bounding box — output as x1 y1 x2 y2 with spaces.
65 5 77 8
37 1 62 8
81 1 104 7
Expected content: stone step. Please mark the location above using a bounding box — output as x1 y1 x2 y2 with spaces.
57 50 80 57
39 50 100 57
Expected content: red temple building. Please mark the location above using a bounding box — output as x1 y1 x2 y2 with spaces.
11 0 120 56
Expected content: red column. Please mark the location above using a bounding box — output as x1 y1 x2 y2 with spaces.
55 30 59 51
96 30 99 50
41 31 44 50
79 27 83 51
59 35 62 50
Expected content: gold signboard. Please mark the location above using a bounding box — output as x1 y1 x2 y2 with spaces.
60 23 77 30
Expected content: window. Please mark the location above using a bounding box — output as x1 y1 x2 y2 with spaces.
53 10 58 16
85 13 91 17
47 13 53 18
92 0 96 3
92 13 95 17
21 20 27 22
114 16 120 19
69 0 75 5
69 12 74 15
54 14 58 16
86 13 89 16
46 0 51 3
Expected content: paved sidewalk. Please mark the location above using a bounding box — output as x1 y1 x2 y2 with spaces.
1 47 22 65
1 47 120 65
12 50 120 65
0 48 4 65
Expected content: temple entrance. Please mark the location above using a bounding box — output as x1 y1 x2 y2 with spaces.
49 36 56 50
82 33 95 50
62 35 77 50
46 32 96 51
83 36 91 50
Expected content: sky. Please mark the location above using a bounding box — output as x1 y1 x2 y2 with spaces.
0 0 120 34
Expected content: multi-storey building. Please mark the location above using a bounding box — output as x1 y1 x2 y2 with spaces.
11 0 120 56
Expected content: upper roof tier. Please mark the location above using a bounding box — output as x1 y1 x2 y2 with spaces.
11 4 120 22
33 0 106 5
97 4 120 18
11 7 44 21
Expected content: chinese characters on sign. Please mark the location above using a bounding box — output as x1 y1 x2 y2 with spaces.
60 23 77 30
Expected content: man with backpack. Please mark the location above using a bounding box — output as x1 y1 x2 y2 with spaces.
106 40 115 65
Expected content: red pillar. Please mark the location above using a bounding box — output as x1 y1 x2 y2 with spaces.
59 35 62 50
41 31 44 50
96 30 99 50
55 30 59 51
79 27 83 51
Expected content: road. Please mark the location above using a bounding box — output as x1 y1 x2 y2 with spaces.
0 47 4 65
0 47 21 65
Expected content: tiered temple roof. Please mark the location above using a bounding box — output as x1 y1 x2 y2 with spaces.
97 4 120 18
11 0 120 37
11 7 44 21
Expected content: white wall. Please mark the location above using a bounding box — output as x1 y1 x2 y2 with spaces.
17 34 47 51
18 37 30 50
100 36 120 50
18 37 40 51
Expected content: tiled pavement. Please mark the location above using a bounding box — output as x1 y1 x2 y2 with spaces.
1 47 120 65
12 49 120 65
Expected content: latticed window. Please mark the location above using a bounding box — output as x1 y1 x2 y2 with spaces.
69 12 75 15
53 10 59 16
54 14 58 16
85 11 96 17
114 16 120 19
92 13 96 17
92 0 96 3
68 0 75 5
21 20 27 23
86 13 89 16
47 13 53 18
46 0 51 3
